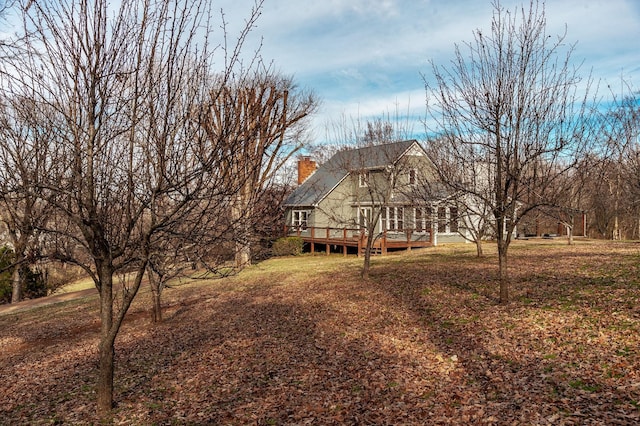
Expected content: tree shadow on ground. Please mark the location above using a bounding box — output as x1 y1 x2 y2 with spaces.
112 283 452 424
2 272 451 424
366 244 640 424
1 244 639 424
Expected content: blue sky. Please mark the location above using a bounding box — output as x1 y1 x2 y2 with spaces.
220 0 640 142
2 0 637 142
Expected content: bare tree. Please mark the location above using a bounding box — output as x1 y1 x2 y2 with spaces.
425 0 595 303
1 0 264 416
536 158 591 245
599 83 640 239
454 194 494 257
0 95 53 302
572 83 640 241
353 142 429 279
422 137 495 257
317 138 432 279
316 107 426 278
201 65 318 268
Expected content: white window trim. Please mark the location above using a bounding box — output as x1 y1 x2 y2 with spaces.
381 206 404 233
358 207 372 230
292 210 309 229
414 207 431 233
358 171 369 187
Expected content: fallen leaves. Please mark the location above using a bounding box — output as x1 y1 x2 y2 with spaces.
1 240 640 424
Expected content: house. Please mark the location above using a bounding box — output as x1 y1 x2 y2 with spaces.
283 140 470 255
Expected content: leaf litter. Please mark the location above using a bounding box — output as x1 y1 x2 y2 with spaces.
1 240 639 425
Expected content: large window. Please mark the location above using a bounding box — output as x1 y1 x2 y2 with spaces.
437 206 447 233
449 207 459 233
414 207 431 233
381 206 404 232
437 206 459 233
292 210 309 230
358 207 372 230
358 207 372 233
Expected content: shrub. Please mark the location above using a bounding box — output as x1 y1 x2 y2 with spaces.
0 279 11 304
271 236 304 257
0 246 14 304
24 268 47 299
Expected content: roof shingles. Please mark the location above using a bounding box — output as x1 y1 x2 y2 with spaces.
284 140 419 207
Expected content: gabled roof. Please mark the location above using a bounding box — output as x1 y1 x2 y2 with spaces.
284 139 424 207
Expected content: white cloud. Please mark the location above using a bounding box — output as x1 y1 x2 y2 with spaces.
217 0 640 142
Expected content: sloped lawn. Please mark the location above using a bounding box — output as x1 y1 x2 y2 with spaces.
1 240 639 424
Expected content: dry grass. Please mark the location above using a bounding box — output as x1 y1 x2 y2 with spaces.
1 239 639 425
55 276 96 294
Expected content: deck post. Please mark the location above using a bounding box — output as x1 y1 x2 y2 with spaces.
310 227 315 254
343 228 347 256
326 228 330 256
382 230 387 255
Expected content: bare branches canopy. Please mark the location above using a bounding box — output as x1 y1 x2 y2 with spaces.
425 0 596 303
0 0 316 416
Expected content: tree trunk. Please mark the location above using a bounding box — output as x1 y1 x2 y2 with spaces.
235 239 251 269
361 232 373 279
496 218 510 304
148 271 164 323
97 335 115 417
475 238 483 257
151 289 162 323
612 215 620 240
97 264 114 417
362 248 371 279
11 265 23 303
498 244 508 304
232 190 252 269
95 259 146 418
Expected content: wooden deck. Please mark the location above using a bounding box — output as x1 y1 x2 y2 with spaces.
284 226 434 256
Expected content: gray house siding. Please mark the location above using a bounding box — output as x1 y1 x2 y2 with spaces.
284 140 471 248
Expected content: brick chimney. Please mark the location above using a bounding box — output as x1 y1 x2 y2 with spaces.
297 156 317 184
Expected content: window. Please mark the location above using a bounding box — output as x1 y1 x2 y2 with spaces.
358 207 372 230
292 210 308 230
436 206 459 233
414 207 431 233
381 207 387 230
409 168 417 185
381 207 404 232
437 206 447 233
449 207 459 233
358 171 369 187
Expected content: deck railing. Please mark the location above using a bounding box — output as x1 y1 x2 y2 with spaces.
283 225 433 256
